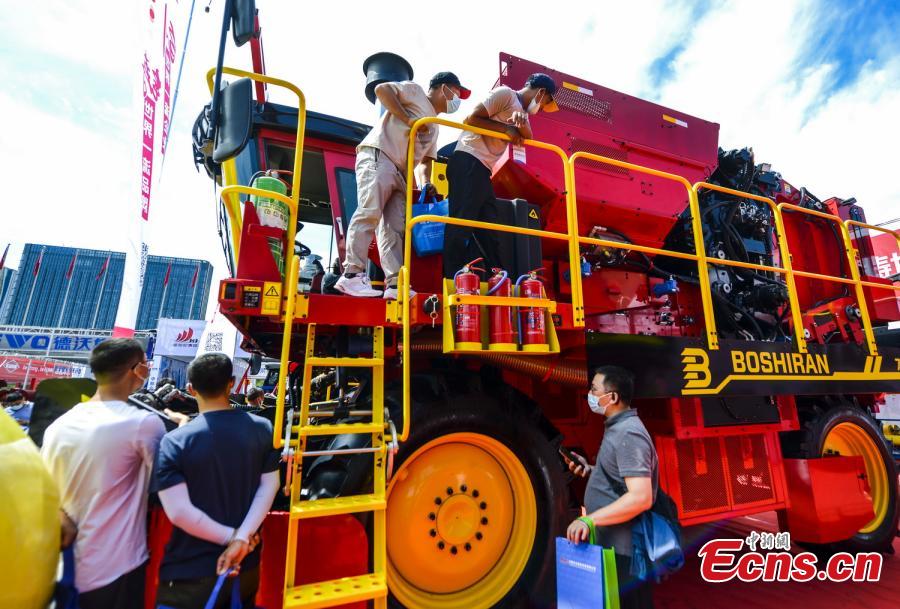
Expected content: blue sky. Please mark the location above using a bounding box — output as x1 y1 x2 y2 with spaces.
1 0 899 316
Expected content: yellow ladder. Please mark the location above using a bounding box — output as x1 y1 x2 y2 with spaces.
282 323 388 609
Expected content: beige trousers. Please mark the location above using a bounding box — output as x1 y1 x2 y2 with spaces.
343 146 406 284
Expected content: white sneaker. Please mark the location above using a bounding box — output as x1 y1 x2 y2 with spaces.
335 274 383 297
383 285 417 300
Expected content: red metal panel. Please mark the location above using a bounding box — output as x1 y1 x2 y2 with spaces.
145 511 369 609
658 431 789 525
491 53 720 249
257 512 369 609
237 201 284 282
781 457 875 544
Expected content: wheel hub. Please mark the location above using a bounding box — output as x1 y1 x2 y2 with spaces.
435 491 484 546
386 433 536 608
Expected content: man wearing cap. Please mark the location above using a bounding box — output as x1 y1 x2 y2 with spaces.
337 72 470 299
443 73 558 278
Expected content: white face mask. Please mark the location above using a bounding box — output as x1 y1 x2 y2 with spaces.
443 86 461 114
587 391 613 415
526 91 543 115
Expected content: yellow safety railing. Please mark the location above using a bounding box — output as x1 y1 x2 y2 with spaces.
398 117 582 441
570 154 720 349
775 204 900 356
692 183 808 352
206 67 308 273
205 67 307 449
843 219 900 290
395 120 900 419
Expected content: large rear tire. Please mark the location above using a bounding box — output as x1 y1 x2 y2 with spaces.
791 402 899 553
385 374 568 609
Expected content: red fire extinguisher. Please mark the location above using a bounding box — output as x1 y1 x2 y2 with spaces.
487 268 515 351
516 269 548 352
454 258 484 347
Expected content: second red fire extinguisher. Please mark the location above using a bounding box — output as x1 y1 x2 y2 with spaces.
454 258 484 349
487 268 515 351
517 269 549 352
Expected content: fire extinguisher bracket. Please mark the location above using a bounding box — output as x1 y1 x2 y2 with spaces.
440 279 561 355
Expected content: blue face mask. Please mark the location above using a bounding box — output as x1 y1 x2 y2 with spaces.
444 86 461 114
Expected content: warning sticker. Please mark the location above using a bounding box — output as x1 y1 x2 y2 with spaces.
528 208 539 220
242 286 261 309
261 282 282 315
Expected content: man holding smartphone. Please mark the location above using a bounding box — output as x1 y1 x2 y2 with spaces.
562 366 658 609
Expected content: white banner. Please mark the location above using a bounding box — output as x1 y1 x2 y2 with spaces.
115 0 195 336
154 317 208 358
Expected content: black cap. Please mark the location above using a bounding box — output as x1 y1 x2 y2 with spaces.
429 72 471 99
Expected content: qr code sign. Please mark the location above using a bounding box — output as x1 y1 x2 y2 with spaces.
205 332 224 352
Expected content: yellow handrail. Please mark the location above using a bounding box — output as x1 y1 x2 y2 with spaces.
776 202 900 356
693 182 808 352
203 67 307 448
205 67 307 275
844 220 900 289
274 255 301 449
399 117 580 442
567 152 720 349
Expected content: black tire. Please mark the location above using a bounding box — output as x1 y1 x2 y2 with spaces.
385 371 569 609
789 402 899 553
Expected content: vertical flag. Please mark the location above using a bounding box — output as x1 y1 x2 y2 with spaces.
92 254 112 329
56 251 79 330
116 0 195 337
33 249 44 276
158 261 173 324
189 261 200 318
23 247 45 323
96 254 110 280
65 252 78 280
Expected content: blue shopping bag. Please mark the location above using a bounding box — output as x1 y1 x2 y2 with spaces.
411 190 449 256
158 569 242 609
557 535 620 609
557 538 603 608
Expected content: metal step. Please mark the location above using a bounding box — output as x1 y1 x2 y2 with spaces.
306 357 384 367
283 573 387 609
291 493 385 519
294 422 384 436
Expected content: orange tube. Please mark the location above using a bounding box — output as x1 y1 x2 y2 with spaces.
408 338 587 387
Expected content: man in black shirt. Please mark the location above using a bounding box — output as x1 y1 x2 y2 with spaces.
154 353 280 608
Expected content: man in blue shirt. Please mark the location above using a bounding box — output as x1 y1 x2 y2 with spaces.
3 391 33 430
154 353 280 608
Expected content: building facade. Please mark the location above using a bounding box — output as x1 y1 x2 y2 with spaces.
0 268 17 324
1 244 212 330
136 256 213 330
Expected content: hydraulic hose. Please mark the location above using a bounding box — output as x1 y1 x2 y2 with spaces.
406 337 588 387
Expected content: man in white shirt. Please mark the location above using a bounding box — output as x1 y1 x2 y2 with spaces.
336 71 470 299
42 338 165 609
443 73 558 278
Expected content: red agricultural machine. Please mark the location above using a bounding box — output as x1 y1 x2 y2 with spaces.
192 8 900 608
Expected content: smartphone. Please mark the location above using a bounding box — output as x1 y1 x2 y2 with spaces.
558 446 579 463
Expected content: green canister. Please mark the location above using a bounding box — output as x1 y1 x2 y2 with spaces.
251 174 289 276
